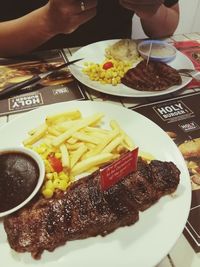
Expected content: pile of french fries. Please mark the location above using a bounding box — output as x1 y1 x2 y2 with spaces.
23 108 136 198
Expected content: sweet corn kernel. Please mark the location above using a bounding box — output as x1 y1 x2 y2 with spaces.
53 179 68 191
53 172 58 179
44 159 54 173
53 178 61 188
45 180 54 190
46 173 53 179
42 188 54 198
82 59 131 86
59 173 70 183
55 152 61 159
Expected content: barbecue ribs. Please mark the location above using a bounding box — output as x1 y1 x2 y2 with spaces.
4 158 180 259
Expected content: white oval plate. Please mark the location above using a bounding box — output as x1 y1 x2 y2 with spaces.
0 100 191 267
69 39 194 97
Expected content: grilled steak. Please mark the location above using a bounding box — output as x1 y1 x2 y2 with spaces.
4 158 180 259
121 60 182 91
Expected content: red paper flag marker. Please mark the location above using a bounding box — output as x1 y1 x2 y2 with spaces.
100 147 138 191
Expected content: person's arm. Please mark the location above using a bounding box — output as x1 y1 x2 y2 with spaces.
0 6 53 57
139 4 179 38
120 1 179 38
0 0 97 57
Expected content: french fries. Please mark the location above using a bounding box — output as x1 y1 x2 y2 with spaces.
60 144 70 168
45 109 81 125
71 153 114 176
70 144 88 168
110 120 135 150
23 124 48 146
23 109 136 198
51 113 104 147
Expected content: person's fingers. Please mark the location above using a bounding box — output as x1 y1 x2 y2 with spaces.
63 7 97 33
67 0 98 14
80 0 98 11
47 0 98 34
78 7 97 22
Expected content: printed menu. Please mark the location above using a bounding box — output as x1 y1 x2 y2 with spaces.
132 92 200 253
0 49 88 116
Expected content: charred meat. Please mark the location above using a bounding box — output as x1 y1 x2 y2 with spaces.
4 158 180 259
121 60 182 91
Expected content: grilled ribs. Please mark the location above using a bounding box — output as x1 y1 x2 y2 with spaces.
121 60 182 91
4 159 180 259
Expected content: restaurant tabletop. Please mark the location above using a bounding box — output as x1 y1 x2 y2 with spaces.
66 33 200 267
1 32 200 267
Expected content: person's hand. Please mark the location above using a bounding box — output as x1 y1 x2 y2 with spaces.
119 0 164 19
45 0 97 35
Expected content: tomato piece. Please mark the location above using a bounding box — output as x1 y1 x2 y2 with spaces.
102 61 114 70
48 155 63 173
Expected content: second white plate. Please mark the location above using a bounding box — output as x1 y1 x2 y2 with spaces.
69 39 194 97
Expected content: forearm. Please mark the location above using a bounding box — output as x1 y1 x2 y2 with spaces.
0 5 54 57
0 0 97 57
139 4 179 38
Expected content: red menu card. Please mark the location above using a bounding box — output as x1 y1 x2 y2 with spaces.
100 148 138 191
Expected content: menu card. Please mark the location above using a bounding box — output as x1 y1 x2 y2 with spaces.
174 40 200 89
132 92 200 253
0 49 88 116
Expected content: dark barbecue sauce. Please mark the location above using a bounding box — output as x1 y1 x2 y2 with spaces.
0 151 39 213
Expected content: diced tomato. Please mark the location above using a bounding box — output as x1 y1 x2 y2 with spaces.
48 155 63 173
102 61 114 70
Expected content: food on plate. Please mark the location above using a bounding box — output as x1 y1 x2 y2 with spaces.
137 40 177 63
105 39 140 63
0 150 39 213
4 158 180 259
23 109 135 198
82 59 131 85
121 59 182 91
0 60 72 91
166 131 177 140
178 138 200 189
191 174 200 185
82 39 142 86
40 70 73 86
179 138 200 158
140 43 176 57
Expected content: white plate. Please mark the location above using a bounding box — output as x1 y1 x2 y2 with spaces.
0 100 191 267
69 39 194 97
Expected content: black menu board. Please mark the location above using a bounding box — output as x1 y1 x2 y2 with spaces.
132 92 200 252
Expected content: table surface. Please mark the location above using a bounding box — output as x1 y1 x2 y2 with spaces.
1 32 200 267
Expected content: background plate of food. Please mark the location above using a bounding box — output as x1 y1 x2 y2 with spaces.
69 39 194 97
0 100 191 267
